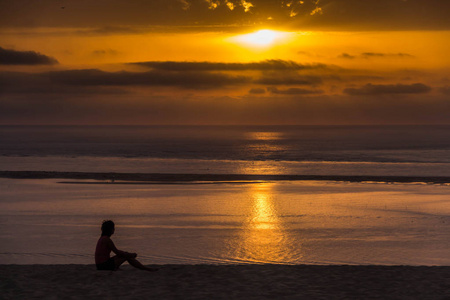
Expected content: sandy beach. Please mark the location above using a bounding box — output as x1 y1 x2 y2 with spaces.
1 264 449 299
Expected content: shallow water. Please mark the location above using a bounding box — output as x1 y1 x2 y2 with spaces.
1 179 449 265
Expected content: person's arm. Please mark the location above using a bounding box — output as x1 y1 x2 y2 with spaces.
107 238 137 258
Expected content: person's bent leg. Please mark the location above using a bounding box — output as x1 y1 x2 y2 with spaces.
113 255 127 270
127 258 158 271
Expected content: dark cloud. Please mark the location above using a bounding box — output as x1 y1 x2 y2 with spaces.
48 69 249 89
267 87 322 95
3 64 432 100
0 61 337 97
249 88 266 94
133 60 329 71
0 71 126 95
344 83 432 96
0 47 58 65
339 52 414 59
1 0 448 30
121 60 333 88
338 53 356 59
0 69 251 91
0 68 324 93
361 52 414 59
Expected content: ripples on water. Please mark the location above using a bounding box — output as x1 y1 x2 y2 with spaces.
1 179 449 265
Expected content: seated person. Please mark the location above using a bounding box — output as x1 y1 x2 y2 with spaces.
95 220 157 271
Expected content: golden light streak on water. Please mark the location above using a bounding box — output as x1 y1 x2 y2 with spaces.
249 188 279 230
230 183 299 264
246 131 283 141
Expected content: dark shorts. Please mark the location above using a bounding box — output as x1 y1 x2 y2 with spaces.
96 257 116 271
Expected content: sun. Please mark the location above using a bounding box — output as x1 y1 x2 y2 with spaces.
233 29 286 47
242 30 277 46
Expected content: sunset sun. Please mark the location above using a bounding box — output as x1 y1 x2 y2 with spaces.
233 29 286 47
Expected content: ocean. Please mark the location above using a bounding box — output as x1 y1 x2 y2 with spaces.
1 125 450 176
1 125 449 265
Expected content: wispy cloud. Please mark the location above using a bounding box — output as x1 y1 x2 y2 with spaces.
344 83 431 95
361 52 414 58
267 86 322 95
339 52 414 59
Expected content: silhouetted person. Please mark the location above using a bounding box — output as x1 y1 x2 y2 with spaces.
95 220 157 271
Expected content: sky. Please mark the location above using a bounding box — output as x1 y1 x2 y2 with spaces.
0 0 449 125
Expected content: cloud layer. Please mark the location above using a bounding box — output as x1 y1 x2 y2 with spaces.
0 44 448 125
133 60 327 71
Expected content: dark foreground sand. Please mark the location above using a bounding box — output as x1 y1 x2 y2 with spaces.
1 265 449 299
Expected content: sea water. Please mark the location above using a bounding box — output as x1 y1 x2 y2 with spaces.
1 125 450 176
0 126 449 265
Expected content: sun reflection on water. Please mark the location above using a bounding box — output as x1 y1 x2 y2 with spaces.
246 131 283 141
236 131 290 175
250 190 279 230
228 183 299 264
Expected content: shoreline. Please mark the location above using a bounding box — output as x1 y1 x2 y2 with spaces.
1 171 450 184
1 264 449 299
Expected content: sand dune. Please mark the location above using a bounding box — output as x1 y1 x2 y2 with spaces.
1 264 449 299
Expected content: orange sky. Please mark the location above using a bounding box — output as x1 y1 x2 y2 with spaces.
0 0 449 125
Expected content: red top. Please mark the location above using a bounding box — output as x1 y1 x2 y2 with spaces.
95 236 112 264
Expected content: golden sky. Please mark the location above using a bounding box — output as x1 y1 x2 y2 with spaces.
0 0 449 125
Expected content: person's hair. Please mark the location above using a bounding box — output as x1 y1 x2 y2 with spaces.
101 220 115 236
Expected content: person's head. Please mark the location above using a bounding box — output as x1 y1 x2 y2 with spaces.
101 220 115 236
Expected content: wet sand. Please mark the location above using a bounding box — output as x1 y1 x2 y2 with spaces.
1 170 450 184
1 264 449 299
